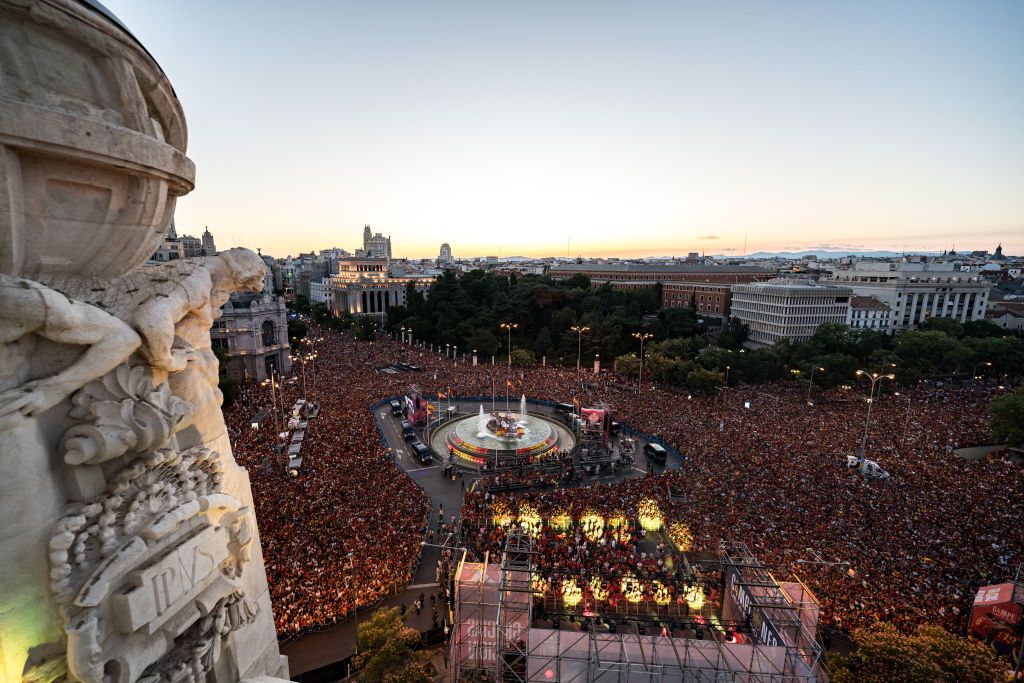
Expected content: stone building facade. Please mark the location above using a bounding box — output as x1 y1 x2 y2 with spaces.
825 260 990 330
211 292 292 382
730 279 852 348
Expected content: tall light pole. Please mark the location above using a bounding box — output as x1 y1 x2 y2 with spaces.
806 367 825 404
500 322 518 367
971 361 991 384
855 369 895 456
302 336 322 398
570 325 590 372
290 353 308 401
400 326 407 344
632 332 653 394
347 552 359 656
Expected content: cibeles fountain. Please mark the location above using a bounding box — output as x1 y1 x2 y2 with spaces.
434 395 576 470
0 1 288 681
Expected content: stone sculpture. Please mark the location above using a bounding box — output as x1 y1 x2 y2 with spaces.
0 0 288 680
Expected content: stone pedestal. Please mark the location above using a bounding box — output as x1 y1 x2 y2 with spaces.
0 1 287 680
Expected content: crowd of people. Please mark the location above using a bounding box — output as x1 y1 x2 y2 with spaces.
222 325 1022 641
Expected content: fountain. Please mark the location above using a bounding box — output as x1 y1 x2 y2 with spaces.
478 404 488 437
520 394 528 419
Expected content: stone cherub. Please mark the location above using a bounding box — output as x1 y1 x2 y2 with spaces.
0 275 141 430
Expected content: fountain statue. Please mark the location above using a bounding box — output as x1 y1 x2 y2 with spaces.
478 404 488 437
0 1 287 680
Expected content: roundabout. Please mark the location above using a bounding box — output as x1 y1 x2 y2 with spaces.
428 402 577 470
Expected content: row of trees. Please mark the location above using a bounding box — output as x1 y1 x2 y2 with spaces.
383 271 672 363
614 318 1024 396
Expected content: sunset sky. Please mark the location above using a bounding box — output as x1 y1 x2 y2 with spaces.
107 1 1024 259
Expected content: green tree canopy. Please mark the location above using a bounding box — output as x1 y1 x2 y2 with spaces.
989 386 1024 448
828 622 1005 683
355 607 432 683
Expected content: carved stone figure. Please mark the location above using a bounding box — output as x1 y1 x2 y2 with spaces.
0 0 288 680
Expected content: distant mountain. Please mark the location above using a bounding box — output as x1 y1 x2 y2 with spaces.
730 249 943 259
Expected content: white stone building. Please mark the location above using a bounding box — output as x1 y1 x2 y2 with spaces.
825 260 989 330
730 278 852 348
360 224 392 259
326 257 432 318
309 278 330 304
439 242 454 266
211 292 292 381
846 295 893 334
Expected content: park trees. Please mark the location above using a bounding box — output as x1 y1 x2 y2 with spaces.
827 622 1005 683
355 607 433 683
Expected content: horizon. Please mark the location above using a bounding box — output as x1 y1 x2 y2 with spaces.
106 1 1024 259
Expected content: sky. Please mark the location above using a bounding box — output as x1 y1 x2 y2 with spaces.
106 0 1024 259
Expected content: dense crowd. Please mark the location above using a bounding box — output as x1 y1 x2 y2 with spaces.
224 326 1023 639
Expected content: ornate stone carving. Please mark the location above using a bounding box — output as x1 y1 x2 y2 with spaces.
60 365 192 466
50 416 257 683
0 1 287 680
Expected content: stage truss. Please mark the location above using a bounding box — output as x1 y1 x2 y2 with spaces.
450 535 828 683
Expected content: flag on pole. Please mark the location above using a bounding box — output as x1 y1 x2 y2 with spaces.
438 391 447 400
506 380 514 389
427 403 435 415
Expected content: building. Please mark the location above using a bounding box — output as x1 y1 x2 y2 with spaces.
211 291 292 382
324 257 432 317
550 262 772 289
825 260 989 330
662 282 734 318
151 237 183 262
201 227 217 256
439 242 454 266
846 295 893 334
730 278 852 348
180 234 203 257
360 224 392 259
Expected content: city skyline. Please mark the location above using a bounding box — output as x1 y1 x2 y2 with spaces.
107 0 1024 258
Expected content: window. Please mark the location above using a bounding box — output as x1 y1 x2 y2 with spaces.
261 320 276 347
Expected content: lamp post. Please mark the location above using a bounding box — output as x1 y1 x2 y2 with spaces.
971 361 991 384
806 367 825 404
855 369 895 455
570 325 590 372
261 374 281 436
446 343 450 358
631 332 653 395
290 353 308 401
302 336 322 397
401 326 407 344
500 322 518 367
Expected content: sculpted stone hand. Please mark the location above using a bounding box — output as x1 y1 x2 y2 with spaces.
0 276 141 429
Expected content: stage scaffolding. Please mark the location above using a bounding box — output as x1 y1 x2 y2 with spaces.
451 536 828 683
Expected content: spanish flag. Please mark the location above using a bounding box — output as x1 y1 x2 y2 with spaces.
507 380 514 389
427 403 435 415
438 391 447 400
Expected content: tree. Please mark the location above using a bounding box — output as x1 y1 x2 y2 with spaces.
510 347 537 366
355 607 432 683
615 353 641 376
564 273 591 289
287 317 308 344
828 622 1005 683
686 368 723 395
989 387 1024 448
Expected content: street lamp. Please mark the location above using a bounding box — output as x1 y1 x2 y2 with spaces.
855 369 895 456
971 361 992 383
631 332 653 394
570 325 590 372
446 343 450 358
500 322 518 367
400 326 407 344
806 367 825 404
